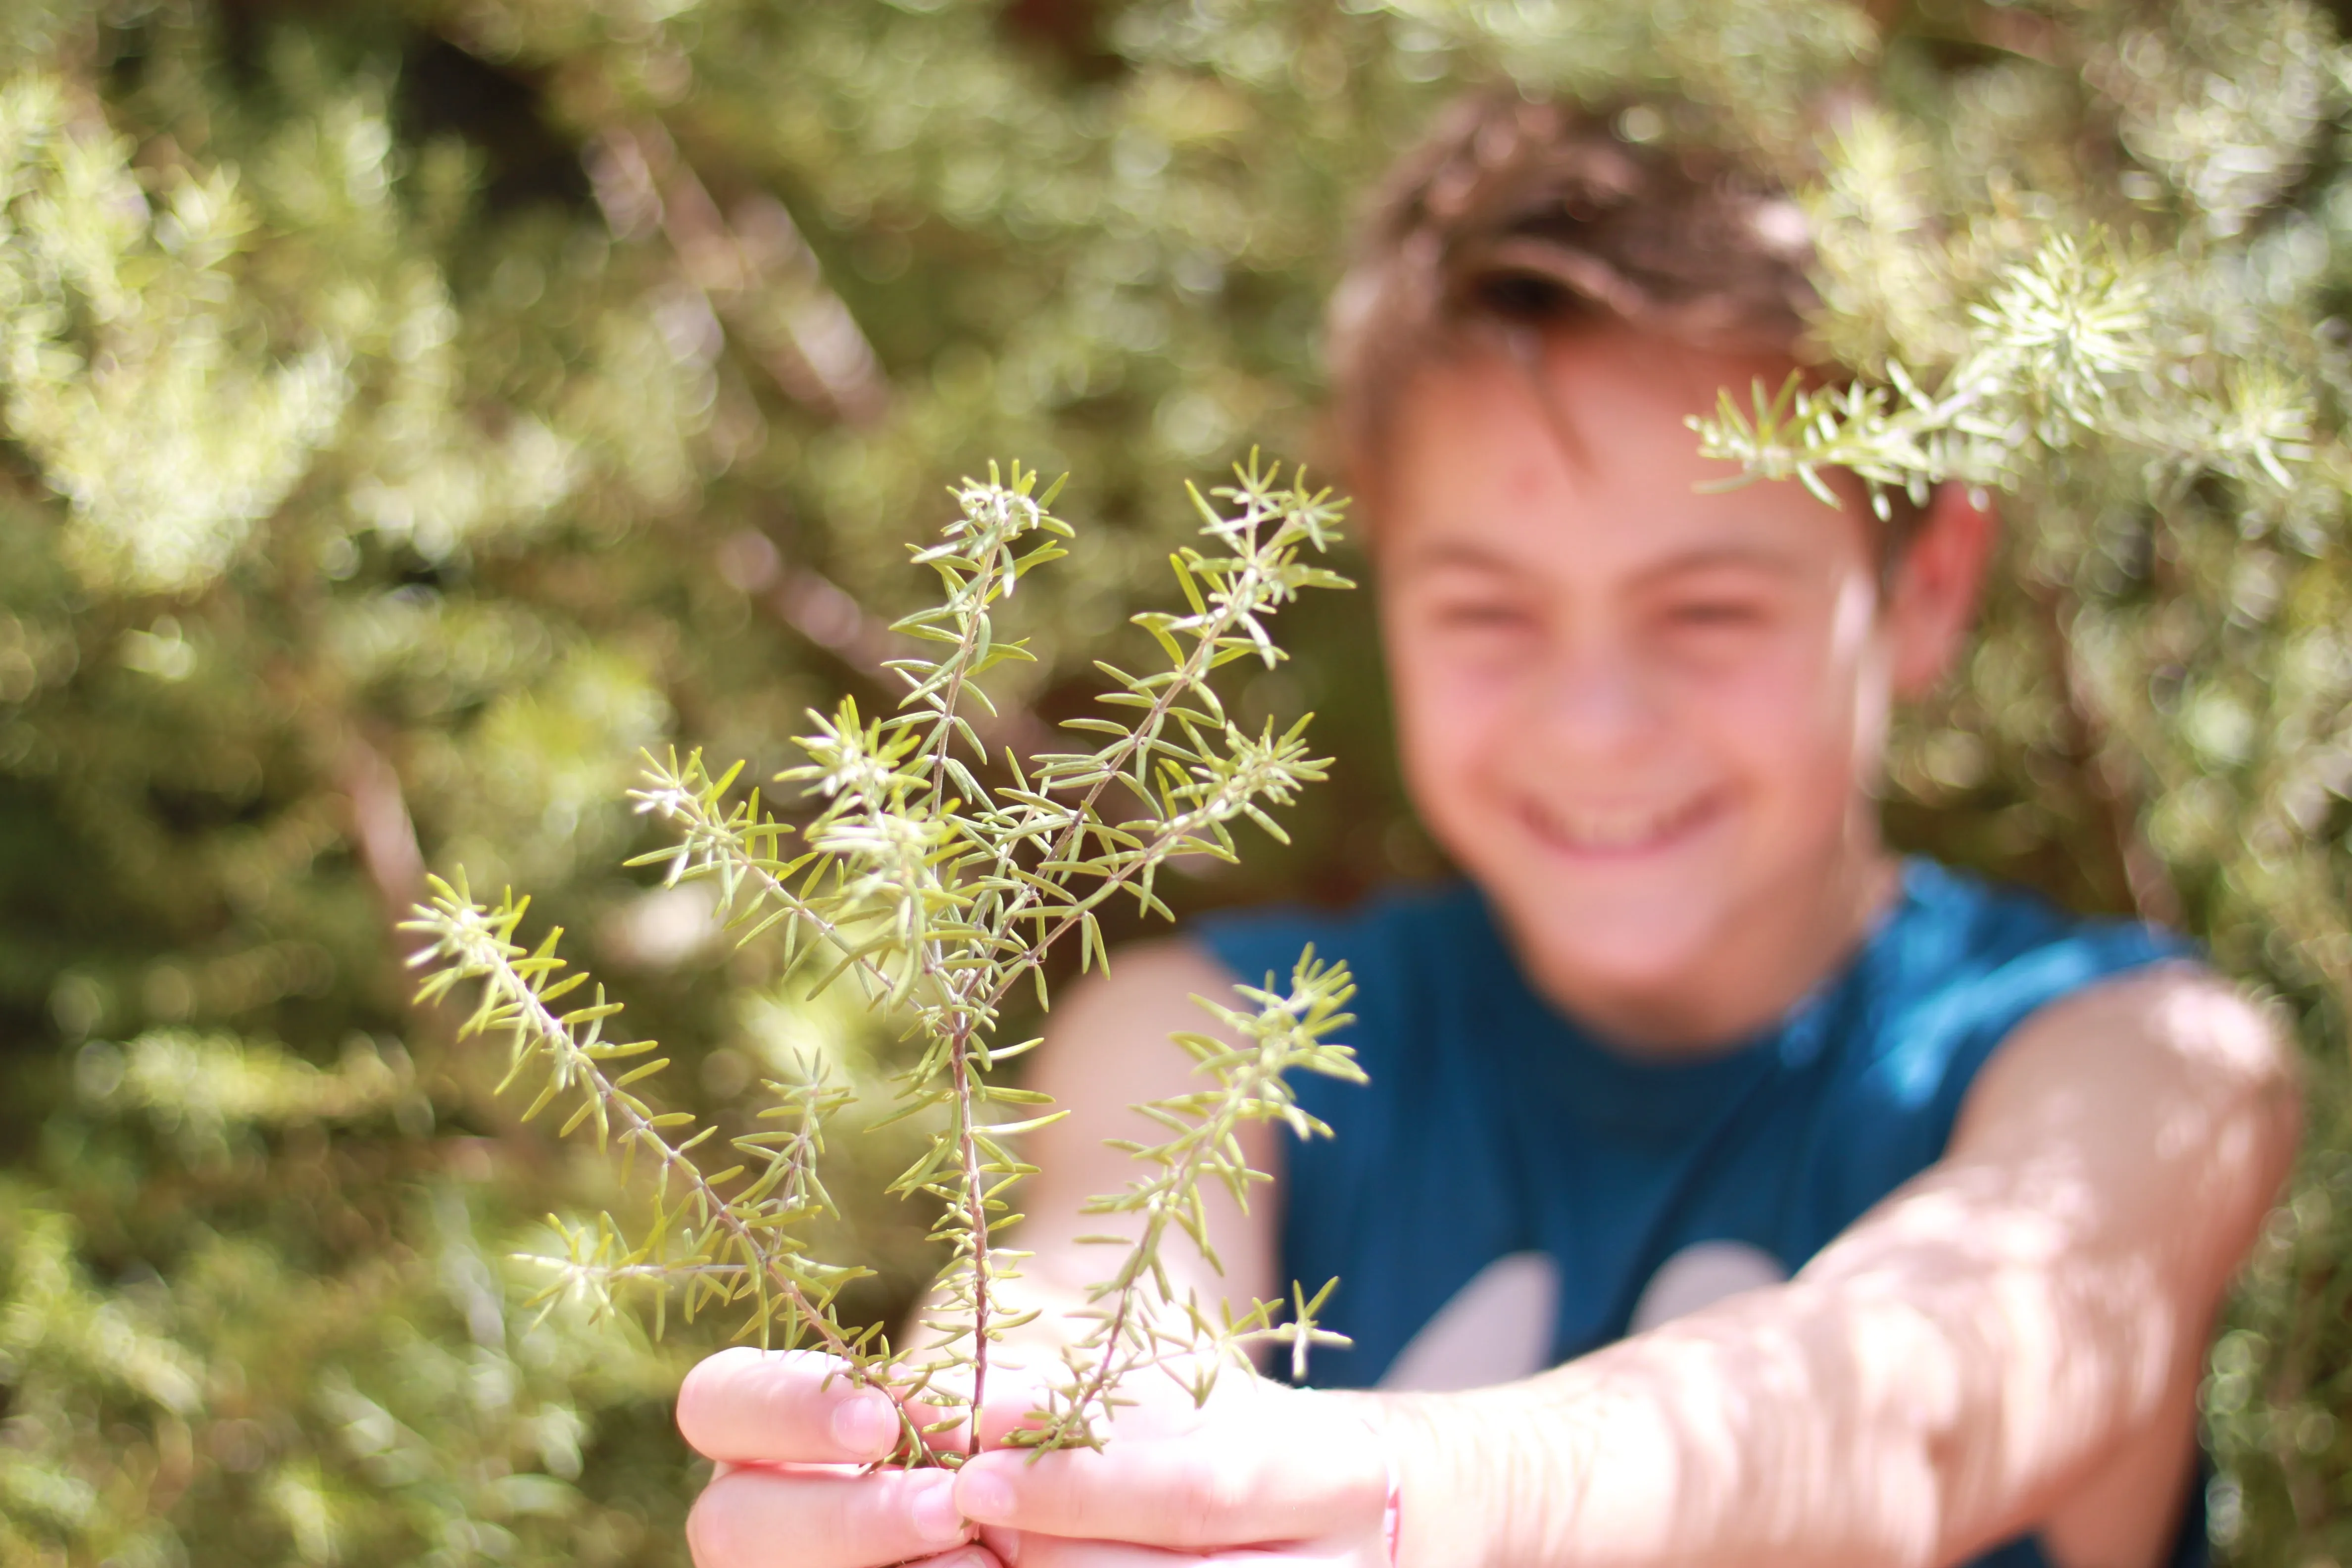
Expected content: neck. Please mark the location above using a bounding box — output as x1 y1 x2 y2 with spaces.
1520 823 1902 1057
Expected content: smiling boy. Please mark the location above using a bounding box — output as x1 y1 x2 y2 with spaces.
674 95 2300 1568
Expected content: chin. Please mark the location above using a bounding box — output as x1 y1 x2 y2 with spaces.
1514 902 1726 999
1467 829 1750 1001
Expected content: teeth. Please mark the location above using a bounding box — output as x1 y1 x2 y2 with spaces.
1533 797 1705 851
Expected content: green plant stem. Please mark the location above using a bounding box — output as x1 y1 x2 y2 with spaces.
413 889 945 1464
641 760 1006 1460
946 1006 994 1460
982 527 1296 1009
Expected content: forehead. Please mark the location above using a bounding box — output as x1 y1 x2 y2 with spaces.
1373 324 1875 583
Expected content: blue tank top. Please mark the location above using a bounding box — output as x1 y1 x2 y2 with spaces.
1195 858 2202 1568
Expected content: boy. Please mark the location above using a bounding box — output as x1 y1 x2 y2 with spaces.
672 95 2300 1568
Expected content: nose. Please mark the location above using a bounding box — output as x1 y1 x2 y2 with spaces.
1521 631 1665 763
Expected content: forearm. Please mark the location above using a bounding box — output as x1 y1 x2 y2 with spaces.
1366 1270 2183 1568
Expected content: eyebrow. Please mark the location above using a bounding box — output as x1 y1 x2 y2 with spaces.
1628 543 1808 588
1394 538 1809 584
1395 540 1523 576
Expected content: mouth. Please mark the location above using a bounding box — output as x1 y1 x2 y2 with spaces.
1519 789 1727 860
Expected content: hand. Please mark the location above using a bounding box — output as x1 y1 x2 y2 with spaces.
950 1371 1395 1568
678 1346 999 1568
678 1348 1393 1568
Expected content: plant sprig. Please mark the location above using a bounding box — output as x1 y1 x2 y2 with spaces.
1011 951 1362 1453
406 456 1362 1465
402 880 930 1451
1691 229 2309 515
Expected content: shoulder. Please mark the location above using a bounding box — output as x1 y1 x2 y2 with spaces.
1800 863 2208 1193
1965 963 2301 1159
1846 861 2194 1089
1045 937 1248 1068
1023 940 1270 1190
1888 859 2190 983
1896 962 2305 1327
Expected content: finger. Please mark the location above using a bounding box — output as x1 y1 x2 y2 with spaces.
974 1359 1282 1450
1015 1538 1364 1568
952 1427 1384 1550
964 1367 1071 1448
686 1463 970 1568
678 1348 905 1465
964 1354 1253 1453
904 1549 1006 1568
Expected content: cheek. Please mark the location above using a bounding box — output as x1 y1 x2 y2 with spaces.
1383 633 1519 807
1677 620 1881 787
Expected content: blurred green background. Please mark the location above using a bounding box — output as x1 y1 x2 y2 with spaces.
1 0 2349 1563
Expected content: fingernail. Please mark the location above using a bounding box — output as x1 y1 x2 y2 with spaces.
909 1470 967 1547
832 1392 897 1456
956 1465 1017 1525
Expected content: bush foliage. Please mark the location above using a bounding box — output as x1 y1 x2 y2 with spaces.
1 1 2348 1563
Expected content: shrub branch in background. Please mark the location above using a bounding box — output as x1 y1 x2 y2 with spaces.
406 459 1362 1464
3 0 2352 1561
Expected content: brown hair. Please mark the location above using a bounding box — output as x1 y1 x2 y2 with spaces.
1324 92 1840 510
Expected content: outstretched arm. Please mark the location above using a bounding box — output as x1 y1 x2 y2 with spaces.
952 965 2297 1568
1366 965 2297 1568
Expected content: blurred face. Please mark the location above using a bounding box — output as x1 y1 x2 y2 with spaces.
1376 325 1927 1047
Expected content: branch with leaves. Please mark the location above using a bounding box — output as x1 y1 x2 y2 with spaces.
1690 230 2311 516
1011 952 1362 1453
404 456 1362 1466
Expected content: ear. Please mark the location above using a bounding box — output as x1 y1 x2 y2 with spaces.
1884 483 1997 699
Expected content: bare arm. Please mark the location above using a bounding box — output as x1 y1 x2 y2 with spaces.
685 959 2297 1568
1373 965 2301 1568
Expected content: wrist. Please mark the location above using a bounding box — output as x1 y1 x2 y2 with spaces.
1324 1390 1435 1568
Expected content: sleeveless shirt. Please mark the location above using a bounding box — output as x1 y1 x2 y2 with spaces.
1194 858 2203 1568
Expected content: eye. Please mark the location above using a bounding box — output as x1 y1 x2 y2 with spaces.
1664 599 1766 630
1432 600 1536 632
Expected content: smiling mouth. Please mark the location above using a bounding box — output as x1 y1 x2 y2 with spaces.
1520 791 1725 858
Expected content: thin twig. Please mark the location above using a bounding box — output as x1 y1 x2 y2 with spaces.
410 890 943 1466
586 121 888 425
